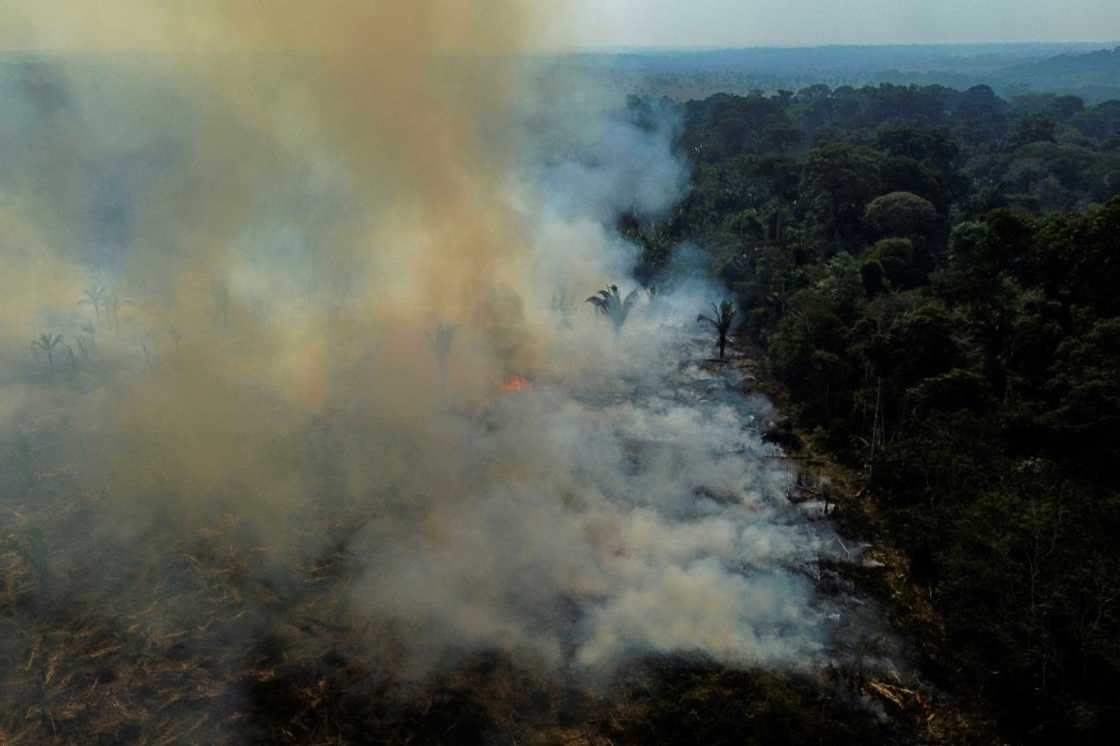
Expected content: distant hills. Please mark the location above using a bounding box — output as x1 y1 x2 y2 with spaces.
552 43 1120 103
995 46 1120 101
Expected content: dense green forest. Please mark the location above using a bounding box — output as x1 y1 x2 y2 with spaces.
628 83 1120 743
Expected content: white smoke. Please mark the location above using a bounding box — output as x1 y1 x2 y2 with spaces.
351 377 827 672
337 81 837 674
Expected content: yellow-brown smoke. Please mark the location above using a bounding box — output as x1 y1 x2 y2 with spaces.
1 1 565 526
0 7 834 680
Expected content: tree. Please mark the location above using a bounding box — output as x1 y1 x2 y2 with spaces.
79 284 108 321
954 85 1009 145
879 156 948 211
875 127 960 172
697 300 737 361
33 333 63 369
796 83 832 102
768 288 854 427
103 291 130 332
1047 318 1120 440
802 143 884 242
864 191 939 240
764 124 803 154
1011 115 1057 148
866 238 922 289
586 285 640 332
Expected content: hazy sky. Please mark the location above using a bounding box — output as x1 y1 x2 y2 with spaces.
3 1 1118 54
565 0 1120 48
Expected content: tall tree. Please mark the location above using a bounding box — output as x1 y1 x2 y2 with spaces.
697 300 737 361
33 333 63 369
802 143 884 242
79 285 107 322
586 285 641 333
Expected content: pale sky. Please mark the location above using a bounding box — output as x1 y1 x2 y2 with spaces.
3 1 1118 54
564 0 1120 48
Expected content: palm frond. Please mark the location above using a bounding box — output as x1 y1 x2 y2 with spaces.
586 284 641 331
697 300 737 360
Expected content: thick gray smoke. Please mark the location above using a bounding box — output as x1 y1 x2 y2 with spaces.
521 94 688 223
0 26 844 697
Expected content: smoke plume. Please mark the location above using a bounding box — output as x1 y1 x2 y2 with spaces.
0 0 839 698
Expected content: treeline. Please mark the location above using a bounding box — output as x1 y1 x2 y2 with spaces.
632 83 1120 743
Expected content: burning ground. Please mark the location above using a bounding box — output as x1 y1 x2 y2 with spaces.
1 2 920 743
1 317 913 744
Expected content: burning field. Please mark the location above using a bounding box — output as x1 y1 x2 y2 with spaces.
0 2 917 744
1 321 905 744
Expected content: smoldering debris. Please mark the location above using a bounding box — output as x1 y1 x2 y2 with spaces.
346 331 831 674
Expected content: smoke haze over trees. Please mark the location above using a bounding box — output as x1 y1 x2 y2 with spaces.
620 76 1120 742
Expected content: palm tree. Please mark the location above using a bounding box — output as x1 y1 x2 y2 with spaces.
79 285 107 321
103 291 131 333
586 284 641 333
697 300 737 361
33 333 64 369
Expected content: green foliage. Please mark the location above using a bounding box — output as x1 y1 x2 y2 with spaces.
801 142 884 242
875 127 960 171
866 237 921 289
586 284 641 332
1046 318 1120 447
1011 115 1058 147
651 81 1120 742
939 463 1120 737
905 368 992 414
864 191 939 240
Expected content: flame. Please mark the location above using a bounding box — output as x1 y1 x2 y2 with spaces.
501 375 530 393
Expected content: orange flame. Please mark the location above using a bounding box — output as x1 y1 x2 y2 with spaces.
502 375 530 393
